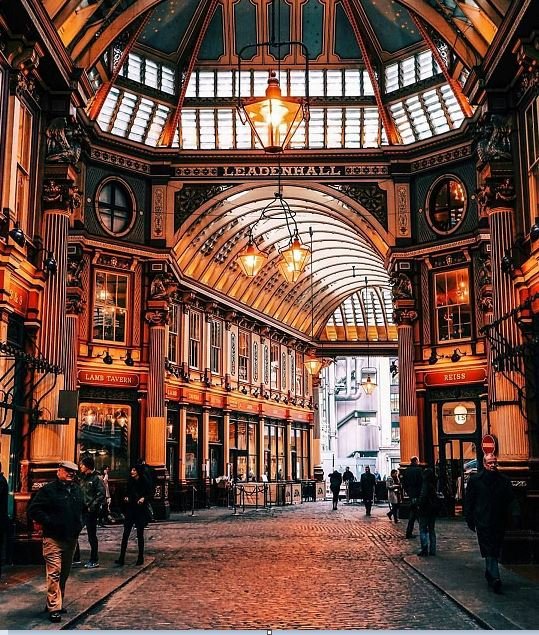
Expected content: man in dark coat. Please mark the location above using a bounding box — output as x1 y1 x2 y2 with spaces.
464 453 515 593
360 466 376 516
402 456 423 538
78 456 105 569
342 467 355 484
28 461 84 622
329 469 342 510
0 461 8 579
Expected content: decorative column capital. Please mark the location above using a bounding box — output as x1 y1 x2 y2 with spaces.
393 308 418 326
145 307 169 326
477 254 493 314
42 179 81 213
477 177 516 216
66 293 85 315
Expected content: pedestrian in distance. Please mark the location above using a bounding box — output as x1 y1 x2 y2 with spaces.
360 465 376 516
27 461 84 623
329 469 342 510
115 464 154 566
0 461 8 579
98 465 112 526
417 467 439 556
386 468 401 523
342 466 355 483
464 453 516 594
402 456 423 538
78 456 105 569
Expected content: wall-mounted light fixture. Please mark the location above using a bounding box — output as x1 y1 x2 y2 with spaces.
98 350 113 365
2 208 27 247
530 218 539 242
389 359 398 377
428 347 443 365
33 247 58 275
121 350 134 367
450 348 467 363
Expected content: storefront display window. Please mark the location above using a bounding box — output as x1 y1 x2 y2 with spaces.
186 415 200 479
434 268 471 342
77 403 130 475
229 415 256 480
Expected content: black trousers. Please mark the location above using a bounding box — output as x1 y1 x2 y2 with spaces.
75 512 99 563
120 519 145 559
363 498 373 515
406 499 419 537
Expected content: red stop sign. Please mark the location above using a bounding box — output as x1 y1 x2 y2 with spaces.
481 434 497 454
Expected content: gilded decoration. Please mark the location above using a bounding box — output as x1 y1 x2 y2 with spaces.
96 254 131 270
396 183 410 237
410 146 471 172
144 309 169 326
393 309 418 326
67 256 84 288
152 186 165 239
477 254 493 314
45 116 82 164
331 183 387 228
42 180 81 213
175 184 230 232
389 272 413 301
90 148 150 174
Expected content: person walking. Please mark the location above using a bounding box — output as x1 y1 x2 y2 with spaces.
342 467 355 484
27 461 84 623
360 466 376 516
329 469 342 511
0 462 8 579
402 456 423 538
417 467 438 556
115 464 153 566
386 468 401 523
464 453 516 593
78 456 105 569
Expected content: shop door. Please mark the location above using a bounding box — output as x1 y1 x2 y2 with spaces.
437 399 482 514
229 449 248 481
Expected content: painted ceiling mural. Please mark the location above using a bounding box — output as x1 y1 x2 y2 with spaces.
42 0 506 340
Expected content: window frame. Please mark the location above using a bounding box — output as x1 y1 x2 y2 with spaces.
92 270 129 344
210 319 223 375
95 177 137 237
188 310 202 370
433 267 472 343
426 175 467 235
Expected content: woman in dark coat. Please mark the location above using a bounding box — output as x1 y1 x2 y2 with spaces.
329 470 342 510
418 468 438 556
115 465 153 566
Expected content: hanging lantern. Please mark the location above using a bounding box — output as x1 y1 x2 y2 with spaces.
304 355 323 376
278 259 302 284
279 235 310 277
361 372 377 396
237 240 268 277
239 72 306 153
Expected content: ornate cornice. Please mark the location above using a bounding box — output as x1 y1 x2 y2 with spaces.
410 144 472 173
89 147 150 174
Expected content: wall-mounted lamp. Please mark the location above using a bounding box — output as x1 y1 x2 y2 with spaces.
101 350 113 365
428 348 443 365
240 386 248 395
500 249 515 274
33 247 57 275
389 359 398 377
121 350 134 367
450 348 467 363
530 218 539 242
252 388 260 398
2 209 27 247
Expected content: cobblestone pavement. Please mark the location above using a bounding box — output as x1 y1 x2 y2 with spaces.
71 503 482 630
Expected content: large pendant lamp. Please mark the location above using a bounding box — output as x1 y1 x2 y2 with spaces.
237 238 268 277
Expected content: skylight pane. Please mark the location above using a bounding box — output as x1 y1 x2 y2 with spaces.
344 69 361 97
290 120 306 148
390 102 415 144
127 53 142 83
289 70 306 97
363 71 374 96
235 111 252 148
145 60 158 89
111 92 137 136
401 57 416 87
363 107 379 148
161 66 175 94
128 98 153 142
326 109 343 148
385 64 399 92
344 109 361 148
185 72 197 97
236 71 251 98
97 87 120 131
440 85 465 127
417 50 434 80
308 108 324 148
326 70 343 97
199 109 216 149
423 89 450 134
309 70 324 97
146 105 169 146
216 71 233 97
180 109 198 149
253 71 268 96
199 71 215 97
217 109 234 149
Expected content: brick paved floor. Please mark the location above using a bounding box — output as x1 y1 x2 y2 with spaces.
71 503 481 630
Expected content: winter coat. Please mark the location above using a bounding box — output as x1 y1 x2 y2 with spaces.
28 479 84 540
123 475 154 527
418 480 439 517
402 464 423 499
386 476 401 505
329 471 342 494
360 472 376 499
342 469 355 483
79 470 106 515
464 469 515 558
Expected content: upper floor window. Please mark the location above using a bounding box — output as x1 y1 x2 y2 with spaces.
93 271 128 343
189 311 202 369
168 303 180 364
270 343 280 389
434 268 471 342
210 320 222 374
295 352 303 395
15 98 34 237
427 177 467 234
96 179 135 236
525 97 539 226
119 51 175 94
238 330 250 382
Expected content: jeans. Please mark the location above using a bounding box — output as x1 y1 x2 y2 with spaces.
485 556 500 581
42 537 77 611
85 512 99 562
419 515 436 555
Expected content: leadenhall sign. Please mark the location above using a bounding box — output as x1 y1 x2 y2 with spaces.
78 370 140 388
175 164 389 178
